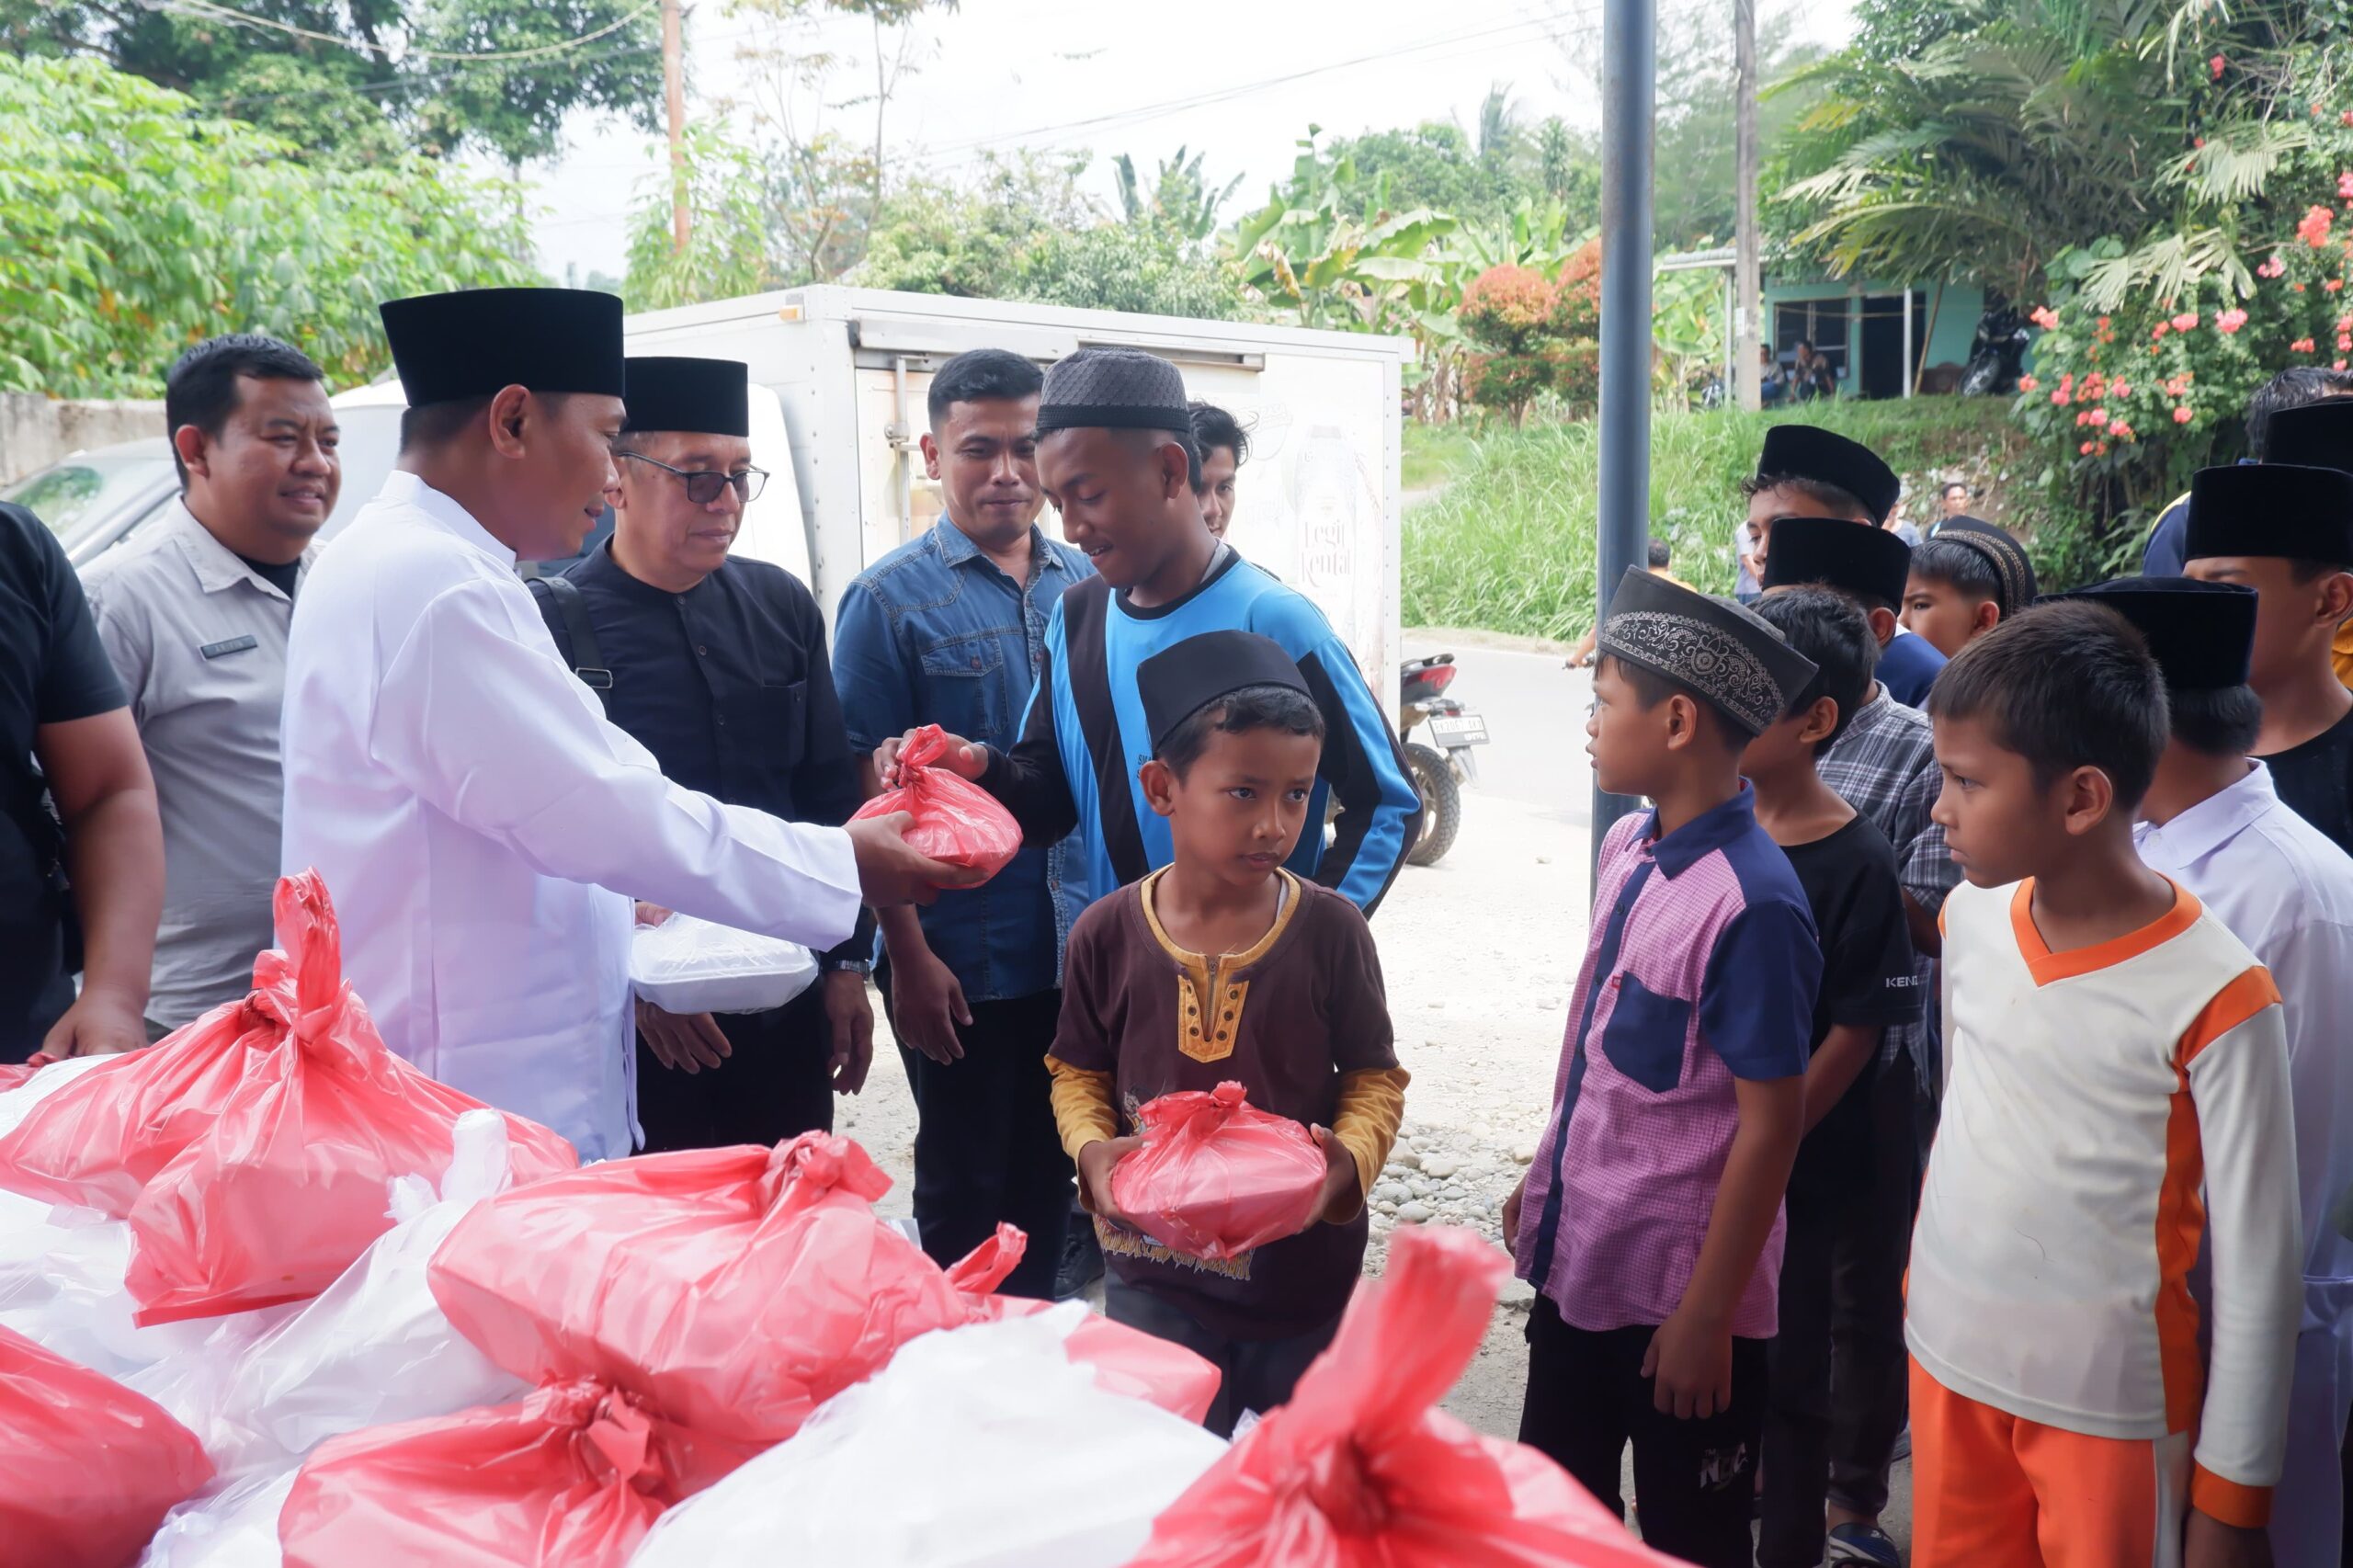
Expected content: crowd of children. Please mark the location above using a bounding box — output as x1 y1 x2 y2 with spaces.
864 346 2353 1568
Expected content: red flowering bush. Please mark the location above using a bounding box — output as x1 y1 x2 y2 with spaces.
1456 247 1603 426
2017 148 2353 581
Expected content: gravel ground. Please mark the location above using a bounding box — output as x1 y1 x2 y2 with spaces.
840 641 1915 1553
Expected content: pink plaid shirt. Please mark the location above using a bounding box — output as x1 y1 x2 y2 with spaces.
1514 788 1819 1336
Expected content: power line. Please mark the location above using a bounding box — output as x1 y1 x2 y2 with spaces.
140 0 660 62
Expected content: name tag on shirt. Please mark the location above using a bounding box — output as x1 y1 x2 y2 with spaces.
199 635 259 660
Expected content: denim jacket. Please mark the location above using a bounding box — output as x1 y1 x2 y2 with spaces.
832 517 1089 1002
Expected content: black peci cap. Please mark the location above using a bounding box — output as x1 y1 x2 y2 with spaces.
1597 567 1819 737
1760 515 1912 608
378 288 625 407
1756 425 1901 524
621 357 750 438
2185 463 2353 567
2261 399 2353 473
1033 347 1193 437
1930 516 2038 613
2053 577 2258 692
1138 631 1312 755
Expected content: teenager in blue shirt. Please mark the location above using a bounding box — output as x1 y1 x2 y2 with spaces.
875 347 1421 925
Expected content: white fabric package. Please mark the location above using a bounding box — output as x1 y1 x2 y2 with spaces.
630 1305 1225 1568
127 1109 529 1480
630 912 819 1016
137 1470 296 1568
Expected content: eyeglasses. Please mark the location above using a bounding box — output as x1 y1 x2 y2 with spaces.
620 450 767 505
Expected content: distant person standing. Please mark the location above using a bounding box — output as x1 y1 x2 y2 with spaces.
84 334 338 1038
1794 342 1836 403
1734 515 1767 606
1189 402 1248 540
1938 481 1972 521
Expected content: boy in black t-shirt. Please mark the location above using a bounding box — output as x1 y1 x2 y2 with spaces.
1745 586 1923 1568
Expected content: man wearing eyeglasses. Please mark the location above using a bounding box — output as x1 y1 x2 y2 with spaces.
529 355 880 1153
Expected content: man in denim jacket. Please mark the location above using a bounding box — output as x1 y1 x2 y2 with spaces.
834 348 1089 1299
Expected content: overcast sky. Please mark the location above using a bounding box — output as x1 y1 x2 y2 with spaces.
516 0 1852 284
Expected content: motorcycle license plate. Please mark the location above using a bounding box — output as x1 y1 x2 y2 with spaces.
1426 712 1490 747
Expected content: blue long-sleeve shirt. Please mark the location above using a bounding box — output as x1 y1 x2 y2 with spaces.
985 551 1422 937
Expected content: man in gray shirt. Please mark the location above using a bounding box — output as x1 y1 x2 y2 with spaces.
84 335 340 1036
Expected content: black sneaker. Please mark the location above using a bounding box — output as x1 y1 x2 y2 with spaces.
1824 1522 1901 1567
1053 1217 1104 1300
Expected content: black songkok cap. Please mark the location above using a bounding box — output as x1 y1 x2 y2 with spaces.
1756 424 1902 525
1034 347 1193 437
1597 567 1819 738
622 357 750 438
378 287 624 407
1930 516 2039 613
2185 463 2353 567
1138 631 1312 755
2053 577 2257 692
2262 399 2353 473
1760 515 1911 608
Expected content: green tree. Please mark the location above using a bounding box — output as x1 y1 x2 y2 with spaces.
0 55 530 396
1114 146 1244 244
1016 227 1236 319
853 152 1097 299
0 0 662 165
622 124 774 311
1644 6 1825 250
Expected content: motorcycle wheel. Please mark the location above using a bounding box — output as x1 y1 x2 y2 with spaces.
1960 357 2000 397
1405 744 1462 868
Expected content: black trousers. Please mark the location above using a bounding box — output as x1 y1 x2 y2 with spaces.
634 983 837 1154
882 981 1069 1301
1105 1276 1343 1438
1519 1297 1768 1568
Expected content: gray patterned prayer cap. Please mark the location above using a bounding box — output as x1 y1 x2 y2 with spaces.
1597 566 1819 738
1034 347 1193 437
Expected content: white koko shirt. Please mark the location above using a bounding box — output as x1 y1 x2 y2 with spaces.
1910 877 2302 1528
280 472 861 1161
2137 762 2353 1318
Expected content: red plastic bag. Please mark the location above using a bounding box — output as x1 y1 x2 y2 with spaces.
1109 1081 1328 1261
851 723 1023 881
0 1323 215 1567
970 1294 1223 1426
278 1378 750 1568
0 872 577 1324
429 1132 1021 1447
1130 1226 1683 1568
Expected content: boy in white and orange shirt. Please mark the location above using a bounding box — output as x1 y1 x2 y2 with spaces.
1914 600 2302 1568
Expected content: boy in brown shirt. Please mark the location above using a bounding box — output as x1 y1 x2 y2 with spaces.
1047 630 1409 1436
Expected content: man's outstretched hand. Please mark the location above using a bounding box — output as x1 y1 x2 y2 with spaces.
845 811 989 907
872 730 989 790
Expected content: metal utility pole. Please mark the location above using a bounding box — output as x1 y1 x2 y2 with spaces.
1733 0 1761 411
663 0 689 254
1593 0 1657 879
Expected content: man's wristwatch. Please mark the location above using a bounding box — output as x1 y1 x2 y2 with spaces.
824 958 875 976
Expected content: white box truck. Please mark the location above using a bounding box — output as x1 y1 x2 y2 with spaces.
615 285 1415 687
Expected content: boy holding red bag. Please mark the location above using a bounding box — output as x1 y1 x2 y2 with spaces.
1046 631 1409 1437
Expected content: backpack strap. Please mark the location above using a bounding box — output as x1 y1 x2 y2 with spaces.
527 574 613 690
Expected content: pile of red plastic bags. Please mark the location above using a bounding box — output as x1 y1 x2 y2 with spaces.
0 871 1684 1568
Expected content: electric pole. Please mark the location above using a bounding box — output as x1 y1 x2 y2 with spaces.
663 0 689 254
1733 0 1761 411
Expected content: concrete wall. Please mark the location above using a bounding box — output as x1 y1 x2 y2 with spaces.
0 393 164 487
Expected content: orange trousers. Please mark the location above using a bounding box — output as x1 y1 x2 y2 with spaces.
1910 1357 2191 1568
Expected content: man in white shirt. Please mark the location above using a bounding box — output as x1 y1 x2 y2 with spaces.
280 287 975 1160
2097 574 2353 1568
85 334 339 1038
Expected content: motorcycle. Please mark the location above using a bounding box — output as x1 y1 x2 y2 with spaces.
1397 654 1488 867
1961 302 2030 397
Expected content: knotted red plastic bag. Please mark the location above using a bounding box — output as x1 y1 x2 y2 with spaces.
1109 1081 1328 1261
969 1293 1223 1425
1131 1225 1683 1567
278 1378 746 1568
0 872 578 1324
0 1323 215 1567
851 723 1023 881
430 1131 1021 1447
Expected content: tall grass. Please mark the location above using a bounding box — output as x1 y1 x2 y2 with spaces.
1401 401 2041 641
